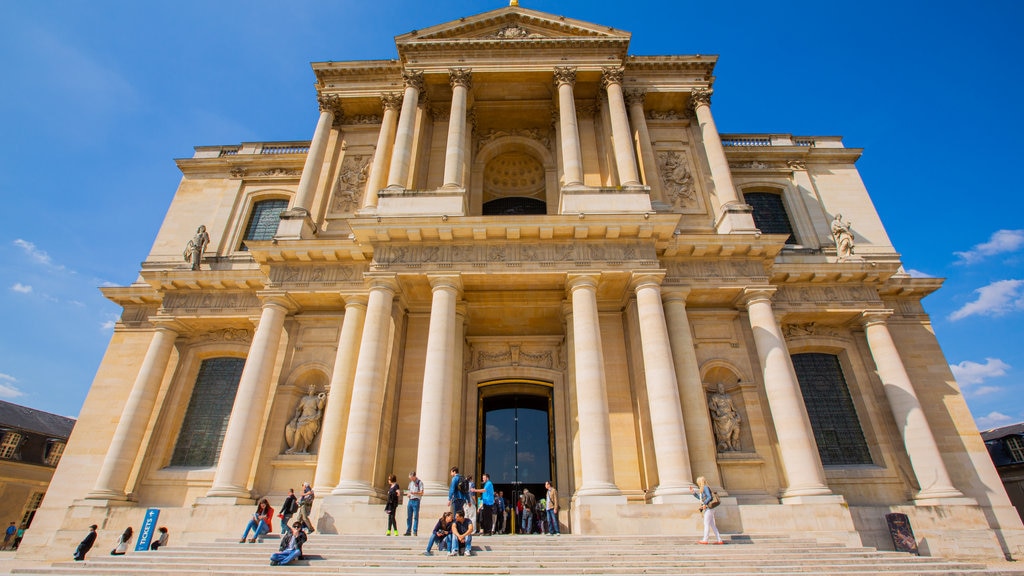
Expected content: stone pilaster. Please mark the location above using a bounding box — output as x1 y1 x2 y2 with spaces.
385 70 424 189
361 93 402 211
690 88 756 234
601 67 640 186
554 67 584 187
442 69 472 189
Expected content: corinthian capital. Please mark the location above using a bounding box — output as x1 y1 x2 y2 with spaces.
449 68 473 90
553 66 577 87
689 87 713 110
600 67 625 89
624 89 646 107
318 93 344 116
380 92 403 111
402 69 425 92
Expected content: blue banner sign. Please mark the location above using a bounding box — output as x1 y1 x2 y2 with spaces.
135 508 160 552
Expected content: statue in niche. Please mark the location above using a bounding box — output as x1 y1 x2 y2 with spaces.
285 386 327 454
831 214 855 260
708 382 742 452
183 225 210 271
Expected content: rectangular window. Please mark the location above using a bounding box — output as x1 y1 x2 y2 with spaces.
170 357 245 467
0 432 22 460
1007 436 1024 463
744 191 796 244
791 353 872 465
241 199 288 250
20 492 43 529
44 441 66 467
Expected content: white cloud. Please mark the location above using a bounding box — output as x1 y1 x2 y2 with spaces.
977 411 1016 430
905 269 933 278
11 283 33 294
948 279 1024 321
0 383 23 399
950 357 1011 386
13 238 64 271
955 230 1024 264
100 319 117 331
0 374 16 382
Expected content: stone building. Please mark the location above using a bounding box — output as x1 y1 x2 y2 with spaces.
982 423 1024 522
20 4 1024 561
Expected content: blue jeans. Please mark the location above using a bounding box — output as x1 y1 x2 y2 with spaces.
425 532 449 553
450 533 472 555
406 499 420 534
546 509 559 534
522 511 533 534
242 519 269 541
270 548 300 565
279 514 292 535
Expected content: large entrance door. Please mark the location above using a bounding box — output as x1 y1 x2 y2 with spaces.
478 381 553 532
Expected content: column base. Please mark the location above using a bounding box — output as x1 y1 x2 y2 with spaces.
421 480 449 499
331 479 376 498
82 489 130 502
274 208 318 240
780 493 846 505
376 187 466 217
649 482 697 504
195 495 255 506
573 481 623 498
714 203 758 234
74 497 136 508
913 485 975 506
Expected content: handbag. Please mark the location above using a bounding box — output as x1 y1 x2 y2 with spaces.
708 491 720 509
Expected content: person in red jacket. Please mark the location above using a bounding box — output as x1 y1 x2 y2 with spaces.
241 498 275 543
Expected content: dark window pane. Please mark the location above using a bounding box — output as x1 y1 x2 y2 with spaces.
170 357 244 467
745 192 795 244
482 394 551 498
483 197 546 215
241 199 288 250
791 352 872 465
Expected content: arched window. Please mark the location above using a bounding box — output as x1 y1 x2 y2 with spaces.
170 357 245 467
791 352 871 465
483 197 547 215
744 191 795 244
240 198 288 250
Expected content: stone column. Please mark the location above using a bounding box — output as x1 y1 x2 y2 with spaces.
86 323 179 500
632 274 693 499
333 276 398 497
690 88 756 234
292 94 342 213
415 275 462 496
385 70 424 190
554 67 584 187
860 311 965 501
625 89 662 201
662 290 721 488
206 293 294 499
567 274 620 496
361 93 403 210
442 69 472 189
740 288 832 500
601 67 640 186
312 296 368 493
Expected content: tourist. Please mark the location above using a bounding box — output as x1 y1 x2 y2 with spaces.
384 474 400 536
422 511 453 556
520 489 536 534
495 491 506 534
465 475 478 531
149 526 169 550
270 522 307 566
404 470 424 536
447 467 467 516
240 498 274 543
472 472 496 535
279 488 298 534
544 481 560 535
73 524 98 561
296 482 315 533
110 526 133 555
691 476 723 545
449 509 474 557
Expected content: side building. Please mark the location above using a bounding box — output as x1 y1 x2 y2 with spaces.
19 5 1024 562
983 423 1024 523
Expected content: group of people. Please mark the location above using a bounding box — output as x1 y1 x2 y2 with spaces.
2 522 24 551
251 482 316 566
73 524 169 561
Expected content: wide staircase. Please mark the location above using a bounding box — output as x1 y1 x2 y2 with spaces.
10 533 1024 575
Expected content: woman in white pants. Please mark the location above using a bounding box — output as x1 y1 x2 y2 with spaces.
690 476 723 544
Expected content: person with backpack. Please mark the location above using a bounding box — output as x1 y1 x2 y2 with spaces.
448 467 468 516
690 476 724 545
404 470 424 536
279 488 298 535
296 482 315 533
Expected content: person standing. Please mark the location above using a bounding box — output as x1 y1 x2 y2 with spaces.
544 481 560 535
73 524 98 561
690 476 724 545
384 474 400 536
447 467 466 516
296 482 315 533
3 522 15 550
521 488 536 534
279 488 298 534
495 491 506 534
404 470 424 536
473 473 496 535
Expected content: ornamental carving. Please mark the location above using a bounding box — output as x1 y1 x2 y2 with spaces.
472 344 563 370
783 322 842 339
648 109 687 120
476 128 551 152
269 264 362 286
624 89 645 107
667 259 766 280
576 103 597 119
258 168 300 177
332 154 371 213
775 285 881 305
229 167 247 178
380 92 403 111
431 105 451 122
553 66 577 87
729 160 770 170
787 159 806 171
402 70 425 92
372 241 656 269
492 24 539 38
195 328 254 343
449 68 473 89
690 87 713 109
318 93 344 117
600 67 625 88
348 114 382 125
657 151 696 208
162 292 261 312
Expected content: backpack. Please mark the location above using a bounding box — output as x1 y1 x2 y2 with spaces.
708 491 721 509
456 475 469 498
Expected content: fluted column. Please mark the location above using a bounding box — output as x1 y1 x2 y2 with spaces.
442 69 472 188
690 88 756 233
362 93 402 210
415 276 462 496
740 288 831 499
601 67 640 186
292 94 342 212
312 296 368 493
333 276 398 496
861 311 964 501
632 274 693 499
385 70 424 189
207 293 294 498
625 89 662 200
86 323 179 500
663 290 721 487
567 274 620 496
554 67 584 187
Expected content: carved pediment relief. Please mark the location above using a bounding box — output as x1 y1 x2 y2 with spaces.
398 7 630 44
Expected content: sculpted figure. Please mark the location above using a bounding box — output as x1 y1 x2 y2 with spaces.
708 383 742 452
285 387 327 454
831 214 855 259
183 225 210 271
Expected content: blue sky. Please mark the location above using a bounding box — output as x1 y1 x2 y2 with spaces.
1 1 1022 427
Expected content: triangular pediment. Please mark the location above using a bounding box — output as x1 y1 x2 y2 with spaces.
396 6 631 45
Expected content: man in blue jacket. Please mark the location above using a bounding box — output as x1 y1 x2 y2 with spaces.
448 466 466 515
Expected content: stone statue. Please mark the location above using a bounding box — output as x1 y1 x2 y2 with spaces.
830 214 855 260
183 225 210 271
708 382 742 452
285 386 327 454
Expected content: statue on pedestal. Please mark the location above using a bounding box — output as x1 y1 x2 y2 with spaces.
285 386 327 454
830 214 855 260
183 225 210 271
708 382 742 452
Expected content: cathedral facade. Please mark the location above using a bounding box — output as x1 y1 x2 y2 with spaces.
21 5 1024 561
